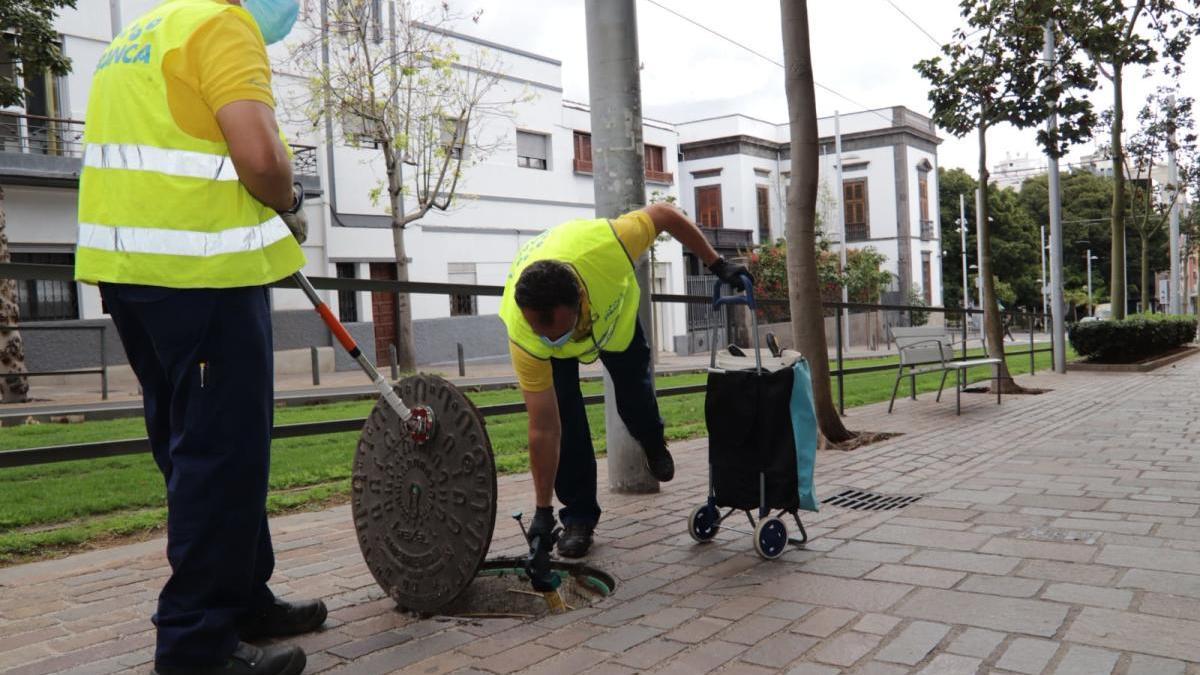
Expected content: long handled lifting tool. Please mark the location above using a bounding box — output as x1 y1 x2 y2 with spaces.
292 271 433 443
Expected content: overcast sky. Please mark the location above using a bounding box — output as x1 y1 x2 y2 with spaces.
447 0 1199 179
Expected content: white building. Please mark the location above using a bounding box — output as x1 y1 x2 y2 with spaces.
992 152 1046 190
1 2 940 373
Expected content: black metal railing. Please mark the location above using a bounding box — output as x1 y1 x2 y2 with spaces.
290 143 318 178
0 112 86 158
0 262 1053 468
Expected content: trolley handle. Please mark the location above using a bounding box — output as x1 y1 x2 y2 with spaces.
712 274 756 309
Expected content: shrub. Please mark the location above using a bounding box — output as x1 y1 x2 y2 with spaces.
1068 313 1197 363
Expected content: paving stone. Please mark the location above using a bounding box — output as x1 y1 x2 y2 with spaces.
1065 607 1200 661
858 524 991 551
1126 654 1187 675
995 637 1060 674
1006 494 1106 511
1050 517 1153 535
797 557 879 578
1101 499 1198 518
654 639 744 675
478 643 557 674
518 646 610 675
583 624 662 653
772 573 912 612
865 564 966 588
639 606 698 629
1051 645 1118 674
718 615 790 646
917 654 983 674
1099 544 1200 576
1016 560 1120 585
1137 592 1200 622
706 595 772 621
663 616 730 644
979 538 1097 563
946 627 1004 658
1118 568 1200 598
791 607 858 637
827 541 917 563
850 661 910 675
784 664 840 675
904 550 1021 574
740 633 817 668
612 638 686 670
958 574 1044 597
853 613 901 635
894 588 1069 637
808 631 881 667
874 620 949 665
1042 582 1132 609
759 601 813 621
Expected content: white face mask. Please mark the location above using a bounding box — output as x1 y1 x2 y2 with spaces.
242 0 300 45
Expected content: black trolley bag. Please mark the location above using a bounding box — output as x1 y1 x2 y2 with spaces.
686 276 816 559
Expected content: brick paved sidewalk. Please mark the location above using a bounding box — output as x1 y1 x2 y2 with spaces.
2 357 1199 674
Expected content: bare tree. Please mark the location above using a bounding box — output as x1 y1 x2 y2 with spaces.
288 0 520 370
779 0 852 443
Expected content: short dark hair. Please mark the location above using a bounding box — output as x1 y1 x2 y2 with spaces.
514 260 580 324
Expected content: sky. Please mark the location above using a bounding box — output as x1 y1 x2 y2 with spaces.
443 0 1200 179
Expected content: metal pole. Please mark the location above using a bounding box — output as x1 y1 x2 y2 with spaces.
1045 21 1067 373
109 0 123 37
1087 249 1093 317
1040 224 1047 325
1168 94 1181 314
100 325 108 401
1029 313 1035 375
835 304 844 416
389 343 399 380
456 342 465 377
975 188 984 313
585 0 657 493
310 346 321 386
835 110 850 347
960 194 969 313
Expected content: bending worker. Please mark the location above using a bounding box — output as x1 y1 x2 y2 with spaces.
75 1 320 674
500 204 752 558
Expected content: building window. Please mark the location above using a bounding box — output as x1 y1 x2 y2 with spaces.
516 130 549 170
342 111 378 148
441 117 466 160
919 171 932 240
644 144 672 183
695 185 722 228
448 262 477 316
922 252 933 306
10 252 77 321
573 131 592 173
843 178 869 241
336 262 358 322
756 186 770 243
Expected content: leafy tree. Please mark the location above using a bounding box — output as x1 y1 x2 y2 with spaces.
916 0 1096 392
779 0 853 442
0 0 76 402
288 1 519 370
1068 0 1200 318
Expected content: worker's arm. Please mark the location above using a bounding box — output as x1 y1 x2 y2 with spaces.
642 202 753 289
216 101 295 212
523 386 560 509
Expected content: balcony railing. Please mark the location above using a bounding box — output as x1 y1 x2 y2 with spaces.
700 227 753 250
920 219 935 240
0 112 85 158
290 143 318 178
646 169 674 184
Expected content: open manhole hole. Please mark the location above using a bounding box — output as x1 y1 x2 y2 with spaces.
438 558 616 619
823 488 922 511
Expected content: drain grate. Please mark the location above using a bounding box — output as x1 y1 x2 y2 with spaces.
822 489 922 511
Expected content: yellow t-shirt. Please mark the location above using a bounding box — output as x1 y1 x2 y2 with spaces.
163 7 276 143
510 210 658 392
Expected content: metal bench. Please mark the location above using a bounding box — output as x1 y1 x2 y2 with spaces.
888 326 1003 415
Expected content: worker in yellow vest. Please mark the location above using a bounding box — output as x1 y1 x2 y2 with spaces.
75 2 318 674
499 204 751 560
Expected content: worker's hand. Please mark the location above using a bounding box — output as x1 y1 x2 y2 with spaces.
527 506 556 541
709 257 753 291
279 183 307 244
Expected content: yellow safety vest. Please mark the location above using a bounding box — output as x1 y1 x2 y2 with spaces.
74 0 305 288
499 218 640 363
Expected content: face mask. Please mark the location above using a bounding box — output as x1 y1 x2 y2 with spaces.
539 329 573 349
242 0 300 45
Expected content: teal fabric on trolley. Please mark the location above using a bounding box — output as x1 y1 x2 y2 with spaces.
789 358 819 512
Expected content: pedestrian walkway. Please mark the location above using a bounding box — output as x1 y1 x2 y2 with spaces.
0 344 1160 675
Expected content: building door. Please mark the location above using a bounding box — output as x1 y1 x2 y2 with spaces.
921 252 933 306
369 263 397 365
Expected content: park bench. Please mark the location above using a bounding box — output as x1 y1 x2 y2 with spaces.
888 326 1003 416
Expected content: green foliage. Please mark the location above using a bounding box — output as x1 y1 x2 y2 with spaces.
0 0 76 108
746 237 891 321
1069 313 1197 362
906 287 929 326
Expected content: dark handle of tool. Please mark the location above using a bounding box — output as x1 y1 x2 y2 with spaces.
712 273 757 309
525 528 562 592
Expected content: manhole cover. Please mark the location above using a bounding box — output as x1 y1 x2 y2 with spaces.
352 374 496 613
822 488 922 511
439 558 616 619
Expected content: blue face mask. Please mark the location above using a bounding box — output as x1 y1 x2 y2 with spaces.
539 329 573 349
242 0 300 45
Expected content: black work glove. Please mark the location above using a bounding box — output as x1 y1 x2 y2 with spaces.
528 506 556 540
279 182 307 244
709 256 753 291
525 506 560 592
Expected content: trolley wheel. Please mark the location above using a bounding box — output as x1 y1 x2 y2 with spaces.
753 516 788 560
688 504 721 542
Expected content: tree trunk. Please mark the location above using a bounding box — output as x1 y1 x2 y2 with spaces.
1140 229 1149 313
0 186 30 402
780 0 853 442
976 122 1023 393
390 224 416 373
1110 60 1126 319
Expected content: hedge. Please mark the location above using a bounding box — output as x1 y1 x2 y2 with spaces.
1068 314 1198 363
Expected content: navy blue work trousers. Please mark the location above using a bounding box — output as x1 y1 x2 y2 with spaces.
101 283 276 668
552 320 665 526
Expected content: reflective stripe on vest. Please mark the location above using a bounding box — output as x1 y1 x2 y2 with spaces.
83 143 240 181
78 217 290 257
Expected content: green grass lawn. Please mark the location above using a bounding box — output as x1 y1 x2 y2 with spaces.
0 347 1061 563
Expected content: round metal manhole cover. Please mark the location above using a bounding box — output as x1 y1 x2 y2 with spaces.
351 374 497 613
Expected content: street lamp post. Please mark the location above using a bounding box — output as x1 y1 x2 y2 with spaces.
1086 249 1093 318
959 195 968 311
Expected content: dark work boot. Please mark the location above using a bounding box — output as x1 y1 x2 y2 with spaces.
641 438 675 482
556 523 595 558
154 642 305 675
238 597 328 641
